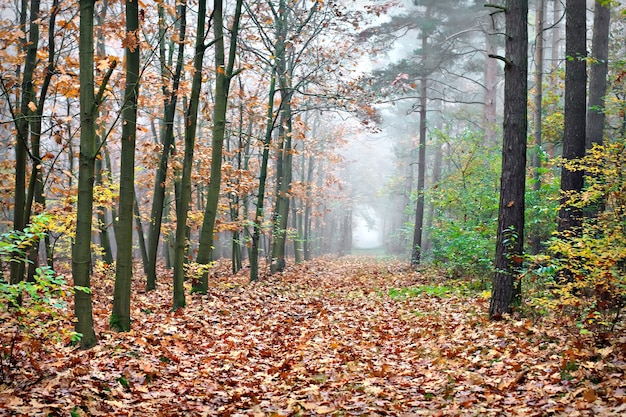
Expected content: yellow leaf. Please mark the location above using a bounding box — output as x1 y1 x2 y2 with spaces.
28 101 37 112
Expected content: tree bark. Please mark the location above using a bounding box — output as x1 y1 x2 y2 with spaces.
11 0 41 285
411 72 427 267
194 0 244 293
73 0 99 349
111 0 140 331
146 1 187 291
557 0 587 235
250 72 277 281
530 0 545 254
489 0 528 319
172 0 208 308
585 0 610 149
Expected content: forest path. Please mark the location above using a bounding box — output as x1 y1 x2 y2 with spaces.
2 257 625 416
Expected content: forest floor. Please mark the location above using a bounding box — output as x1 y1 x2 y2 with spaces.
1 256 626 416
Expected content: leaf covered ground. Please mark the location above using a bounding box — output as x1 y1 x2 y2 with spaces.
1 257 625 416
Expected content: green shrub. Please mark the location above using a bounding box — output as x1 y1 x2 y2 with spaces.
0 215 84 384
524 142 626 340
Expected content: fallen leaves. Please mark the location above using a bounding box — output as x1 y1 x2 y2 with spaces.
1 256 625 416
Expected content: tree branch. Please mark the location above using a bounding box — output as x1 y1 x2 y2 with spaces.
489 53 512 67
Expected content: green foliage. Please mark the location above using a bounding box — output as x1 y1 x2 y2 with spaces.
425 128 499 283
0 213 49 265
525 167 560 251
524 142 626 340
0 215 85 383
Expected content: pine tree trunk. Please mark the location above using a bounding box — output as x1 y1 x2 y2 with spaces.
489 0 528 319
411 73 427 267
586 0 610 149
557 0 587 235
530 0 545 254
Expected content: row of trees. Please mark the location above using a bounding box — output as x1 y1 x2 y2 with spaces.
1 0 385 348
355 0 624 326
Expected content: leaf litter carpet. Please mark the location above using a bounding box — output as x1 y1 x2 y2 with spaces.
1 257 625 416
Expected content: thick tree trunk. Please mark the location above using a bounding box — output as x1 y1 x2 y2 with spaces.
489 0 528 319
111 0 140 332
557 0 587 235
74 0 98 349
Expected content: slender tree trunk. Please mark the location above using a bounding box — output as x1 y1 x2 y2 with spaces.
111 0 140 331
586 0 610 149
25 0 59 280
303 155 314 261
250 73 277 281
270 95 293 273
74 0 99 349
95 150 114 265
11 0 41 285
532 0 545 190
134 190 149 275
423 141 442 254
146 1 187 291
489 0 528 319
410 72 427 267
194 0 243 293
530 0 545 254
172 0 209 307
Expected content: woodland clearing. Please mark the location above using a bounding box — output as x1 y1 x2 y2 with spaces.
1 257 625 416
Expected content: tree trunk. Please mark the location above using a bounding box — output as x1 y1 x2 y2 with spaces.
270 95 293 273
25 0 59 281
134 190 149 276
111 0 140 332
557 0 587 235
250 72 277 282
146 1 186 291
11 0 41 285
530 0 545 254
489 0 528 319
194 0 243 293
73 0 99 349
585 0 609 149
410 72 427 267
172 0 208 309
